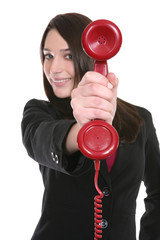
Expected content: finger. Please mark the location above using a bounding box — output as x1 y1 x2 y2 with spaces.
72 84 113 102
107 72 119 102
80 96 113 112
73 106 113 126
107 72 119 89
79 71 108 87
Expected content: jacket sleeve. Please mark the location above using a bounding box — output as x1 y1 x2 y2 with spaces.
139 109 160 239
21 99 89 175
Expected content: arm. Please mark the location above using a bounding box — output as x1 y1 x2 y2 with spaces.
65 123 80 154
21 99 86 175
22 72 118 172
139 110 160 239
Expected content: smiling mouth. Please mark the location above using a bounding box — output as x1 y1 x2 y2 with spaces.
52 78 71 83
50 78 71 87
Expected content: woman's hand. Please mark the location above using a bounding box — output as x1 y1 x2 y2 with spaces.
65 71 118 155
71 71 119 128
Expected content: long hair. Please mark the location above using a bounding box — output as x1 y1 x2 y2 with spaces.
40 13 94 115
40 12 143 143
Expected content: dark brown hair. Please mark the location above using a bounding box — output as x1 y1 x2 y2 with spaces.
40 12 143 143
40 13 93 115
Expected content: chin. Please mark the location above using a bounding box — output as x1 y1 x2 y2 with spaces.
54 91 71 99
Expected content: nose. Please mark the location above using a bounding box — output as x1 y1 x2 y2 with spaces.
50 56 62 74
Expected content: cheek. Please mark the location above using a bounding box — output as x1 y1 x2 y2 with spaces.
43 62 50 77
68 63 75 78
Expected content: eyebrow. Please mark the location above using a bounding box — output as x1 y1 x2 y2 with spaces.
43 48 71 53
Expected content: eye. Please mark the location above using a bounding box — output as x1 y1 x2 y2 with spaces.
65 53 72 60
44 53 53 60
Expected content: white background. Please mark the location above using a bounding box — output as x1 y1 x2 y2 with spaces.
0 0 160 239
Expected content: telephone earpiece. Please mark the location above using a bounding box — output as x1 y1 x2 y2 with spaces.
77 19 122 160
82 19 122 76
82 19 122 60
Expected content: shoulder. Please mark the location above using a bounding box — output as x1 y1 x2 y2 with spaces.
135 105 156 141
117 98 155 143
136 105 152 120
24 98 52 110
23 98 59 116
23 99 60 119
135 105 153 126
118 98 152 122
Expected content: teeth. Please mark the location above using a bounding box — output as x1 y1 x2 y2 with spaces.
52 78 70 83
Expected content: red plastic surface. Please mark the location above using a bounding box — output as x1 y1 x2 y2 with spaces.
94 159 103 239
77 120 119 160
82 19 122 61
94 60 108 77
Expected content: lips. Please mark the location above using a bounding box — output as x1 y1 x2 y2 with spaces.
50 78 71 87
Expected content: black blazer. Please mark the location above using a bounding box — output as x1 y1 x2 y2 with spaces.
21 99 160 240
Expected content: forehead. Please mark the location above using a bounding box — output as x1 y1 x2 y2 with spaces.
44 29 69 50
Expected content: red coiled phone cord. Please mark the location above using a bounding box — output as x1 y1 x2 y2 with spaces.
94 160 103 240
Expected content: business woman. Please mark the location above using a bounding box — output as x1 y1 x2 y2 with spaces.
21 12 160 240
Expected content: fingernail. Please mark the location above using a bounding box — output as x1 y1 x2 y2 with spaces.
107 82 113 89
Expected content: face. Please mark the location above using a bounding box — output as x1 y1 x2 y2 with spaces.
43 29 75 98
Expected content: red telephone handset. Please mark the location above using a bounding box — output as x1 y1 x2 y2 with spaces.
77 19 122 239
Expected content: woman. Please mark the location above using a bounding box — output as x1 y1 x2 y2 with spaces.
21 13 160 240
